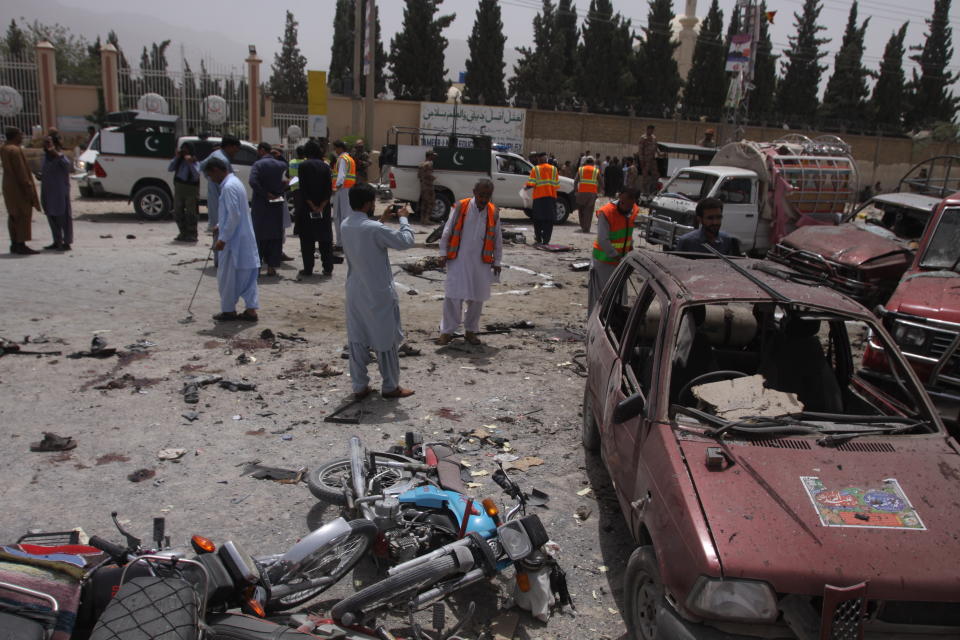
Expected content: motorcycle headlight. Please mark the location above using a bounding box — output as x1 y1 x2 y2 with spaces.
686 576 778 623
893 322 928 349
497 520 533 561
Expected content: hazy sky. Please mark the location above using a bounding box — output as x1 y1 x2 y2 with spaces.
8 0 960 91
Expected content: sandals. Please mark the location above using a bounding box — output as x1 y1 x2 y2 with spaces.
382 386 415 399
212 312 239 322
30 432 77 452
238 311 258 322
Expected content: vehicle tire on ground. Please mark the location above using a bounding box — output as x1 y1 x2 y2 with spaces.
90 576 198 640
268 518 378 611
554 195 572 224
331 554 461 625
623 546 665 640
78 184 93 198
429 191 453 222
306 453 417 505
582 383 601 452
133 185 172 220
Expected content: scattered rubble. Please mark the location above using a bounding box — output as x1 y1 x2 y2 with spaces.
30 432 77 452
127 468 155 482
239 461 305 484
67 336 117 359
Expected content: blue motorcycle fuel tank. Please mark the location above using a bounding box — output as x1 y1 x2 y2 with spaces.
398 485 497 537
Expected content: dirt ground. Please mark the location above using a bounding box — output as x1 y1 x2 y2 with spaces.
0 183 636 639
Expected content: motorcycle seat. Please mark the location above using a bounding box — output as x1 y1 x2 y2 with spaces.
426 444 467 494
0 611 46 640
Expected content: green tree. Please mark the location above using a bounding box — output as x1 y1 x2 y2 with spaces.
636 0 681 116
270 10 308 103
749 3 777 119
870 23 908 131
683 0 724 118
775 0 829 122
556 0 580 79
464 0 507 104
2 19 29 57
576 0 633 112
509 0 569 109
389 0 455 102
328 0 386 97
820 2 871 124
905 0 958 128
22 20 100 84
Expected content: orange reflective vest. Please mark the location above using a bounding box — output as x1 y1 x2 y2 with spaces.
593 201 639 264
447 198 498 264
526 163 559 199
331 153 357 190
577 165 599 193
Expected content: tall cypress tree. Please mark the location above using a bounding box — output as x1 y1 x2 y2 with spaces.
906 0 958 128
269 10 308 103
464 0 507 105
683 0 724 119
389 0 455 102
820 1 871 123
775 0 829 121
749 3 777 119
870 23 909 131
509 0 569 109
3 20 28 57
577 0 634 112
637 0 681 116
328 1 387 97
556 0 580 80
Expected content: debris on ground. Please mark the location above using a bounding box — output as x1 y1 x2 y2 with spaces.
570 261 591 272
181 411 199 422
533 243 575 252
574 506 592 522
125 339 157 353
125 234 136 240
277 331 307 343
504 456 544 472
398 343 421 357
400 256 445 276
436 407 463 422
311 363 343 378
692 375 803 420
67 336 117 359
576 487 593 496
485 320 535 331
259 329 276 341
219 380 257 392
236 353 255 365
95 453 130 465
502 230 527 244
239 461 305 484
182 382 199 404
0 337 62 357
157 448 187 461
99 234 113 239
93 373 161 390
127 468 155 482
30 432 77 452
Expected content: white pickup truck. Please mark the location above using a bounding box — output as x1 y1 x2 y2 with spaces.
79 112 258 220
386 145 575 223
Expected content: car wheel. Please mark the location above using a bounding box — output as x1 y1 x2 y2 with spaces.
430 191 453 222
582 383 601 452
133 185 172 220
624 546 664 640
554 195 571 224
78 185 93 198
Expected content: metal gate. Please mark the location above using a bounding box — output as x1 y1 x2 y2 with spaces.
118 63 248 138
0 51 41 139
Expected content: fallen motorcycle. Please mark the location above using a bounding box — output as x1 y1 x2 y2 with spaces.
330 463 572 626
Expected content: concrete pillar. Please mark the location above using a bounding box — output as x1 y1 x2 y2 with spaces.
35 40 57 133
246 46 262 142
100 43 120 113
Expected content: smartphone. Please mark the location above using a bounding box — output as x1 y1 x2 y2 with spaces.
387 204 402 214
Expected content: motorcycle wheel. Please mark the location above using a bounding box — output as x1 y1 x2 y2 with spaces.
331 554 461 625
268 519 378 611
90 576 198 640
307 453 418 505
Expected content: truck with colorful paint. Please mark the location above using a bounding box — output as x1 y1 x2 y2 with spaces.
640 135 858 255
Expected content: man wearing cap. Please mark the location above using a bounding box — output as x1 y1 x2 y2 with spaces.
700 129 717 148
524 151 560 245
418 150 437 221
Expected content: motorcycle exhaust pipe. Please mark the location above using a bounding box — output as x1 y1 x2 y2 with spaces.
387 537 474 576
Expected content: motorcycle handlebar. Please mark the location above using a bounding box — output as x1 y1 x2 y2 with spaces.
89 535 128 562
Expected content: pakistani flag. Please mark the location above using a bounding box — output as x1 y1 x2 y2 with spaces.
433 148 490 173
124 131 177 158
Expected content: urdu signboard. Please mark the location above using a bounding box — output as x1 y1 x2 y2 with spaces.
419 102 526 153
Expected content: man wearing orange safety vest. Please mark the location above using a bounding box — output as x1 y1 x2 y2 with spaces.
331 139 357 250
588 187 639 313
524 151 560 245
574 156 602 233
436 179 502 346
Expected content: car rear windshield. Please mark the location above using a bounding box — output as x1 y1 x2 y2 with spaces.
919 207 960 271
663 171 717 201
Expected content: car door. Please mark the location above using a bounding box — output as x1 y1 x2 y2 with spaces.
601 284 664 500
713 176 757 247
493 154 532 208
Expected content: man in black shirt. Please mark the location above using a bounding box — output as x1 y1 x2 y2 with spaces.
297 140 339 276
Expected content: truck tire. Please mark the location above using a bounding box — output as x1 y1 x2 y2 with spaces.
429 191 453 222
90 576 198 640
554 195 572 224
133 185 172 220
623 546 665 640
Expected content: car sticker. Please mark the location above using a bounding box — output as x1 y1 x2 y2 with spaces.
800 476 926 530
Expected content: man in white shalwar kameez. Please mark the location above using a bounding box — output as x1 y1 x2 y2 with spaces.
342 183 416 399
437 179 502 345
204 157 260 322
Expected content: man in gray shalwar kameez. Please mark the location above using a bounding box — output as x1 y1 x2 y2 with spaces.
342 183 415 399
40 134 73 250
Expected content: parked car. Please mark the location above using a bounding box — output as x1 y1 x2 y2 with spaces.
383 127 575 223
583 248 959 639
863 192 960 430
767 191 940 307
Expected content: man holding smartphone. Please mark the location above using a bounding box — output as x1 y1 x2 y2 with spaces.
296 140 338 277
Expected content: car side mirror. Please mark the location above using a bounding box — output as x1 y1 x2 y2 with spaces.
613 392 646 423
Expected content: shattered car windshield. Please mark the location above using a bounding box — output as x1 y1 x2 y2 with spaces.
919 207 960 270
669 301 937 440
663 171 717 201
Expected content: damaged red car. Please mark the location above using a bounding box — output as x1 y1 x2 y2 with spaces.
584 249 960 639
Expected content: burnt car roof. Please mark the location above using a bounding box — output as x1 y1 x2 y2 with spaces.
862 192 943 213
632 250 867 314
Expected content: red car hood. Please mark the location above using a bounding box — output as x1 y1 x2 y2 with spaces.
679 436 960 600
887 272 960 324
781 224 910 266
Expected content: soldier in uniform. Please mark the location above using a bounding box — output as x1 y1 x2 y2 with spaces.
353 139 370 184
417 150 437 221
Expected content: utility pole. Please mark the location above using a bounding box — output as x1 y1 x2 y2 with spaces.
351 0 362 135
364 0 376 146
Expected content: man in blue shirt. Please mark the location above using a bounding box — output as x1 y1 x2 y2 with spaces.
168 142 201 242
675 197 742 256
